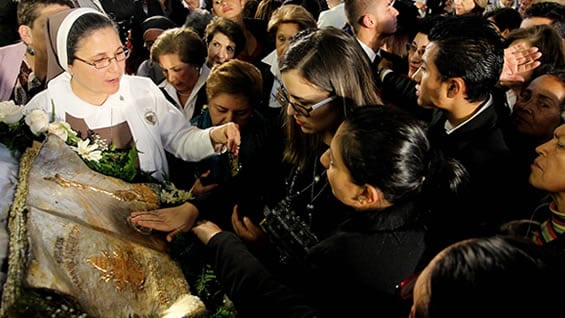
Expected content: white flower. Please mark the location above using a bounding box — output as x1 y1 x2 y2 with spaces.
72 139 103 162
24 109 49 135
47 121 73 142
0 100 23 124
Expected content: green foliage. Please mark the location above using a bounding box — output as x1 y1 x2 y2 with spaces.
0 118 42 156
169 233 238 318
82 143 140 182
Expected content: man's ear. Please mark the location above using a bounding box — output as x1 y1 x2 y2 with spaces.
18 25 33 46
361 14 375 28
446 77 464 98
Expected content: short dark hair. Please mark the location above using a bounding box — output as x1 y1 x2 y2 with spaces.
484 7 523 33
428 15 504 102
523 2 565 38
422 235 564 318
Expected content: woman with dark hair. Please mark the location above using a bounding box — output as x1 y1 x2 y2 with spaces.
453 0 487 16
204 16 246 68
210 0 272 66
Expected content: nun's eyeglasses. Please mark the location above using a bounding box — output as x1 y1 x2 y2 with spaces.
73 47 130 69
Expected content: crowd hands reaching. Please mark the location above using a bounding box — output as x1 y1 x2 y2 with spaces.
1 0 565 317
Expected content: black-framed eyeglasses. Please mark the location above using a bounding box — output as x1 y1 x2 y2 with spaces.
73 47 130 69
279 86 337 117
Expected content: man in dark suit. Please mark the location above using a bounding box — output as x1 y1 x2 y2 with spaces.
412 15 523 250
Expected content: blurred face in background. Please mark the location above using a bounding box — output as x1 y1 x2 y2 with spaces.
212 0 245 20
184 0 201 10
372 0 399 36
453 0 476 15
407 32 429 78
143 28 164 52
275 22 300 58
518 0 533 15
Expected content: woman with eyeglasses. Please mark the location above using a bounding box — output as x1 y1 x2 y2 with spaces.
23 8 241 182
185 105 467 317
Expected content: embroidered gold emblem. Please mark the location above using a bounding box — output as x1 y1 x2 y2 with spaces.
87 250 146 291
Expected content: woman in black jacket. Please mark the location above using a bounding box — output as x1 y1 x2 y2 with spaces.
192 106 467 318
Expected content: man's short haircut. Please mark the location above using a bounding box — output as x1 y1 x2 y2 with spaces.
428 15 505 102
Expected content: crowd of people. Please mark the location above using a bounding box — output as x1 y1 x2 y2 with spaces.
0 0 564 316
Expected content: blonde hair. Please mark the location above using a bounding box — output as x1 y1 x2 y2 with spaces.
267 4 317 34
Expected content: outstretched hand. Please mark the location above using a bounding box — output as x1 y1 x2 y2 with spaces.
500 43 542 83
210 122 241 156
130 202 200 242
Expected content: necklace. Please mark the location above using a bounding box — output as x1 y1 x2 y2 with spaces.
286 158 328 215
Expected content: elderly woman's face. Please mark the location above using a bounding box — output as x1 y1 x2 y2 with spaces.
275 22 301 59
530 123 565 193
68 27 125 103
512 74 565 141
